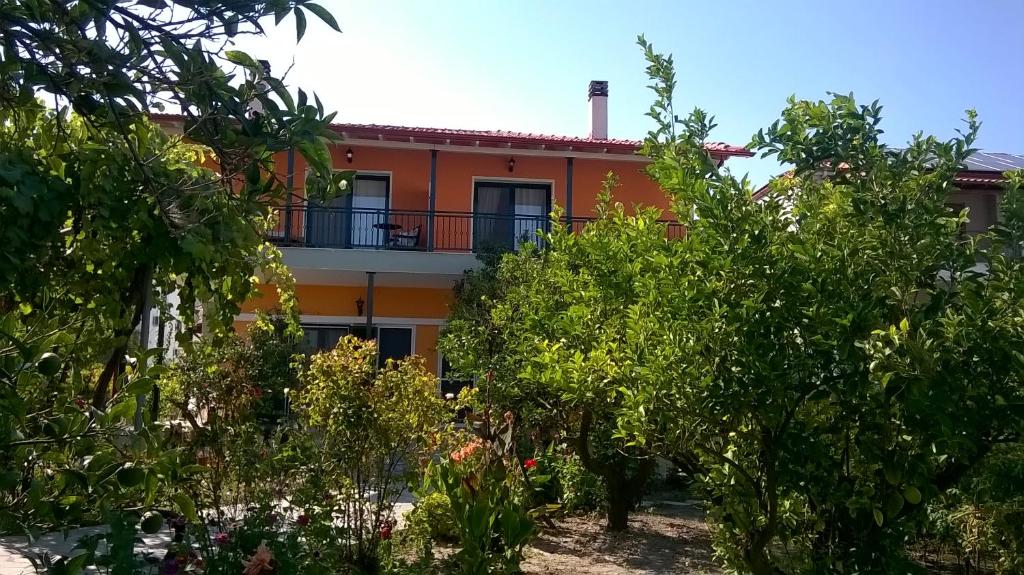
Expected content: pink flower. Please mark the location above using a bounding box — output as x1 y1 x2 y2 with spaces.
296 514 310 527
214 532 230 546
450 439 483 463
241 542 274 575
524 458 538 470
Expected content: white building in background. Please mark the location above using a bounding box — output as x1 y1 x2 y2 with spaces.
142 289 188 361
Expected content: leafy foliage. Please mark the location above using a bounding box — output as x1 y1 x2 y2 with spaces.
161 315 301 515
923 443 1024 573
293 335 453 571
632 36 1024 574
444 36 1024 574
440 192 670 531
0 305 195 534
1 0 351 411
426 411 540 575
0 0 351 567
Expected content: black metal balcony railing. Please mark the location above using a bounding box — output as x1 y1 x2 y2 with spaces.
269 203 686 252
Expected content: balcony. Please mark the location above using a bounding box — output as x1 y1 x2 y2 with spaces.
269 203 686 253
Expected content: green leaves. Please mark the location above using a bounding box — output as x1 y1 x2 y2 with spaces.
903 485 922 505
224 50 259 70
172 493 197 522
303 3 340 32
115 463 145 488
294 6 307 41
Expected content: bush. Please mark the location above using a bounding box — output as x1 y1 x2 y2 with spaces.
542 449 605 514
292 335 453 571
922 443 1024 574
161 315 301 514
406 491 458 543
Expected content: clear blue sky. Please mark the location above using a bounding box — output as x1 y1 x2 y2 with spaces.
234 0 1024 187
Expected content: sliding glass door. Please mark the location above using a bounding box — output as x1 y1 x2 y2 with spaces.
306 175 390 248
473 182 551 252
350 177 388 247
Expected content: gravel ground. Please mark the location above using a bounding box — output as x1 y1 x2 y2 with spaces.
523 502 722 575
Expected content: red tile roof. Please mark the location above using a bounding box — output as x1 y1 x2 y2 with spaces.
150 113 752 159
953 171 1008 187
333 122 752 158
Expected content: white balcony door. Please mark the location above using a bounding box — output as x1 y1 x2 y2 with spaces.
350 177 388 247
513 187 548 249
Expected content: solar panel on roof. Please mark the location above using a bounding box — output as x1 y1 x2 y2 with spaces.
963 152 1024 173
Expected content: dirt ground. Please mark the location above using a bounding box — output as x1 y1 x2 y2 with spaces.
523 502 722 575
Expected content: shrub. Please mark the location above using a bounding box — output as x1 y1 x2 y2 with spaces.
547 451 606 514
293 335 452 571
161 315 301 515
406 491 458 543
922 443 1024 574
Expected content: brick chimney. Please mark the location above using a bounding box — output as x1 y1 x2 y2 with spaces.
588 80 608 140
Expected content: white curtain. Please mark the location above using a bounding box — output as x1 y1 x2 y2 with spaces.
350 178 387 246
513 187 547 249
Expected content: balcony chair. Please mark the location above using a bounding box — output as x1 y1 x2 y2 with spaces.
388 225 421 249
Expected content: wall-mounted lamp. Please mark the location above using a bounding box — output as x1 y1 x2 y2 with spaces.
346 148 354 163
355 296 365 316
507 157 516 173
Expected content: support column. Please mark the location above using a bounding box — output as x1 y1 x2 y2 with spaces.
427 149 437 251
565 157 574 230
284 148 295 242
365 271 375 333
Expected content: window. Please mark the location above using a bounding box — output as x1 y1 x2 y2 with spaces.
377 327 413 366
306 174 390 248
473 182 551 252
300 324 412 368
300 325 349 354
439 357 474 399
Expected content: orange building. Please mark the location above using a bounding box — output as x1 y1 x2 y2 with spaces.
158 81 750 389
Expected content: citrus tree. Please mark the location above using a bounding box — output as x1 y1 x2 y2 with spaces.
441 180 676 531
2 0 350 406
631 37 1024 573
0 0 349 545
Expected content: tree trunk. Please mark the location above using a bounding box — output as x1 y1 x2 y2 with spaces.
743 546 777 575
605 474 632 531
91 264 151 408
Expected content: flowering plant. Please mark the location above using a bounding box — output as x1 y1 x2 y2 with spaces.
427 410 544 575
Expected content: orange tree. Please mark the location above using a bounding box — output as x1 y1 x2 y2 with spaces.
441 181 675 532
0 0 349 546
626 38 1024 573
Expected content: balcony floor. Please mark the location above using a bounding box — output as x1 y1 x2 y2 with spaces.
280 246 482 288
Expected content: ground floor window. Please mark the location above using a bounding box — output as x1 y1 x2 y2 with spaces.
439 357 474 400
300 324 413 367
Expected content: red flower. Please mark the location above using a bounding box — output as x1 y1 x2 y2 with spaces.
296 514 310 527
74 398 86 409
213 532 230 546
249 387 263 399
379 525 392 540
524 458 538 470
